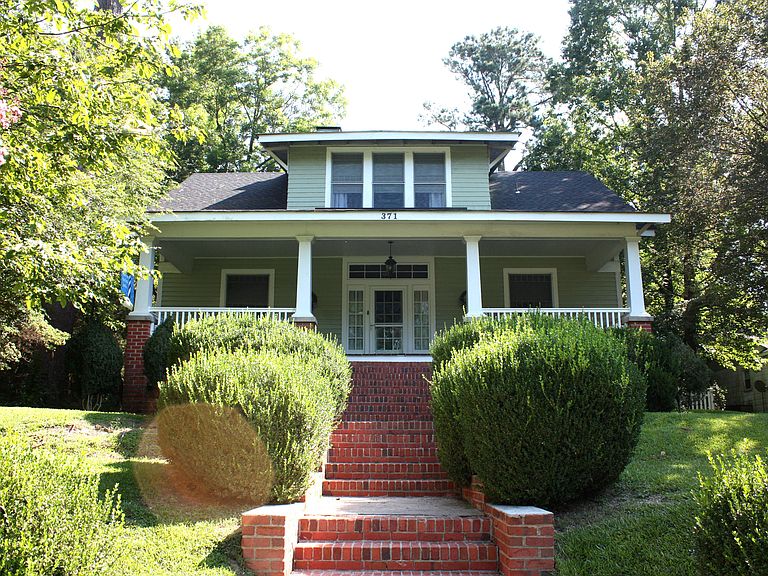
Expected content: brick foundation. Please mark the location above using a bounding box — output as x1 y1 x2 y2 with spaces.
123 318 153 414
626 319 653 332
463 477 555 576
292 320 317 331
241 504 302 576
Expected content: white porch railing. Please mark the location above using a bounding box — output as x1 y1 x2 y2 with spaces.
482 308 630 329
150 307 295 329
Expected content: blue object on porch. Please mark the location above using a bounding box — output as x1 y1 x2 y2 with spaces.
121 272 135 305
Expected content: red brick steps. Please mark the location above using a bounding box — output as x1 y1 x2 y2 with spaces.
299 516 491 542
325 463 449 481
323 479 457 498
293 571 498 576
293 541 498 572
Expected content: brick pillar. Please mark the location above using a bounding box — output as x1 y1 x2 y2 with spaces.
292 320 317 331
123 318 153 413
626 319 653 333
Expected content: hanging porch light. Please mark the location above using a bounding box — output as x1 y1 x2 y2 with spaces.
384 241 397 278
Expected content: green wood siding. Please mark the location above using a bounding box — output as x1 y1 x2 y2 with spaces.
160 258 297 308
435 257 467 331
480 257 620 308
450 146 490 210
313 258 343 344
287 146 326 210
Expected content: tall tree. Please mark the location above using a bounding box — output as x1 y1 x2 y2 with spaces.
422 27 550 132
163 26 346 180
526 0 768 368
0 0 200 368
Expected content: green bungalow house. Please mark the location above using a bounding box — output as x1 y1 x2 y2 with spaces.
122 129 670 412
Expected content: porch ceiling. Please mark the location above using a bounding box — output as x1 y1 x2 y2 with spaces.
157 238 624 274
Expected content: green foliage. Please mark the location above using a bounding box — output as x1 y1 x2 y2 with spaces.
143 316 174 389
694 451 768 576
160 349 336 503
167 314 350 419
0 0 200 369
433 316 645 508
614 328 712 411
66 320 123 409
526 0 768 368
423 27 550 133
163 25 346 179
0 431 125 575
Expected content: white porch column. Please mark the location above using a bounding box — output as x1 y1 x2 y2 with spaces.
464 235 484 319
294 235 316 323
128 238 155 320
624 237 650 319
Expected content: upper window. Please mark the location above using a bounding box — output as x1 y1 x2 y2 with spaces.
328 149 449 209
373 153 405 208
414 153 446 208
504 269 557 308
331 153 363 208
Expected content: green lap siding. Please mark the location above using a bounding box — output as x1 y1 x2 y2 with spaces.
160 258 298 308
287 146 326 210
450 146 490 209
313 258 343 344
435 257 467 331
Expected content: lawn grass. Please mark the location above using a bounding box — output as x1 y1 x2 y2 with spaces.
0 407 254 576
1 407 766 575
555 411 768 576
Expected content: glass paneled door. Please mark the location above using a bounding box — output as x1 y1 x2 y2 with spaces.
372 289 404 353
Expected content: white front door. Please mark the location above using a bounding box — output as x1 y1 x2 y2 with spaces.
345 282 432 355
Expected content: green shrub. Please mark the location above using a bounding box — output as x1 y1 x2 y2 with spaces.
143 316 174 389
694 451 768 576
433 317 645 508
160 349 337 503
614 327 679 411
0 432 125 575
65 320 123 410
671 335 713 404
167 315 350 418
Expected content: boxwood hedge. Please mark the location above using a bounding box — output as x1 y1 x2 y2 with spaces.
159 348 337 503
431 316 646 508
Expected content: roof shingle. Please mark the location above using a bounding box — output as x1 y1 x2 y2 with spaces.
152 172 287 212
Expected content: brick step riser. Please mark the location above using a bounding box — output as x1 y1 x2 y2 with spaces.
328 447 438 461
346 396 431 405
292 572 497 576
298 517 491 542
326 472 449 481
335 421 435 432
344 406 432 415
293 542 497 572
322 479 456 497
330 433 436 445
342 414 434 422
329 442 437 451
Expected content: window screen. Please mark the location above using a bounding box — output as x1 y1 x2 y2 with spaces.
331 153 363 208
373 153 405 208
225 274 270 307
414 153 446 208
507 273 553 308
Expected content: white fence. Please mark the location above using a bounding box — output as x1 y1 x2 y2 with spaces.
150 307 295 330
686 388 716 411
482 308 630 329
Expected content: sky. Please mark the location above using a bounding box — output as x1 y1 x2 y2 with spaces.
170 0 573 132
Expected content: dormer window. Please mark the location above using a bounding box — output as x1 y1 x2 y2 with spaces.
327 148 451 209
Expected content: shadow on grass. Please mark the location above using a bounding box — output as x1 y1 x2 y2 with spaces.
201 528 255 576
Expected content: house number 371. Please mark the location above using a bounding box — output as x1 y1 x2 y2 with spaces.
380 212 398 220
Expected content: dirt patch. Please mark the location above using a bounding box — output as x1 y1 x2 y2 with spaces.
555 489 675 532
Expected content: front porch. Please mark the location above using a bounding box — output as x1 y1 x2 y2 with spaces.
132 235 652 355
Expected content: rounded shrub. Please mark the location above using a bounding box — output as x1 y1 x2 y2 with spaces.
0 432 125 576
694 451 768 575
433 317 646 508
160 348 337 503
167 315 351 418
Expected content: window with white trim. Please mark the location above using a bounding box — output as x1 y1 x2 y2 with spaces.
506 273 554 308
331 153 363 208
225 274 270 307
328 149 449 209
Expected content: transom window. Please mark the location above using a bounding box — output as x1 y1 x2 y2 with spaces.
328 149 450 209
349 264 429 279
504 269 558 308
